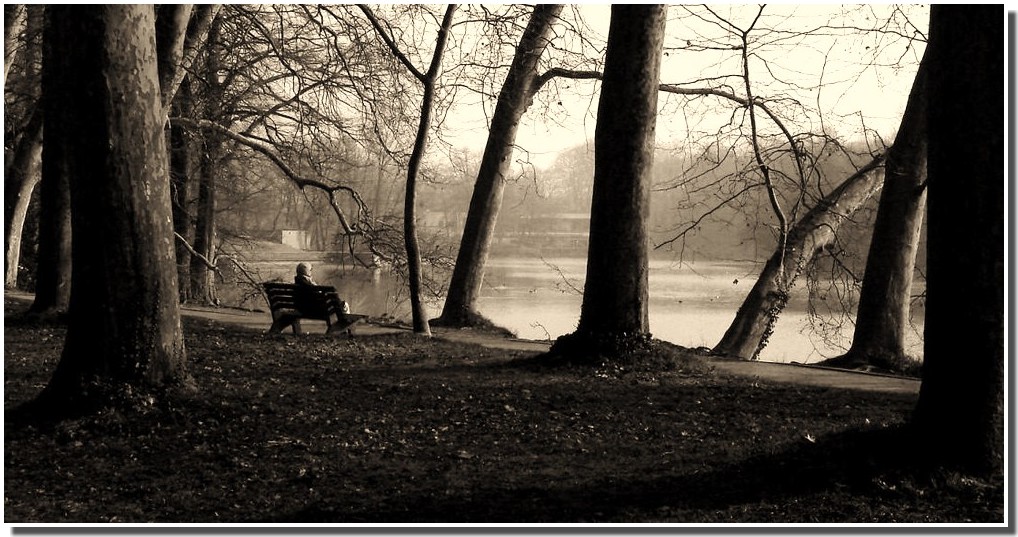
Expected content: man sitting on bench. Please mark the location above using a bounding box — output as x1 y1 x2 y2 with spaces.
266 263 358 335
295 261 351 315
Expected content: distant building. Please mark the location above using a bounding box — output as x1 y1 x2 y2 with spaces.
494 212 591 254
279 229 309 250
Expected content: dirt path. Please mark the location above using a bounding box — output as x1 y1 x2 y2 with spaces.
5 291 920 395
430 329 919 395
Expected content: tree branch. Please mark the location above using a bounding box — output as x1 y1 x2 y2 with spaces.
357 4 427 82
170 117 368 236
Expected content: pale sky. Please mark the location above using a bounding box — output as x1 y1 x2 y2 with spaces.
440 4 928 169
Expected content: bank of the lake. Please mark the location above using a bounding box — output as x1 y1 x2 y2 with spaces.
218 249 924 365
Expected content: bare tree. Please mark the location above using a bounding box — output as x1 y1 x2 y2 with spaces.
357 4 458 336
4 107 42 289
712 155 886 359
157 5 408 308
643 5 927 359
34 5 188 413
547 4 667 361
156 4 219 117
434 4 565 329
168 77 195 302
189 14 224 305
821 55 928 371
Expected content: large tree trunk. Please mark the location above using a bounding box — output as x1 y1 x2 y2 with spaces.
912 5 1004 474
434 4 564 328
827 57 929 370
4 107 43 288
36 5 188 411
549 4 666 358
712 156 886 360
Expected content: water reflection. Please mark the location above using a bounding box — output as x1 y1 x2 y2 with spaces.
222 256 923 364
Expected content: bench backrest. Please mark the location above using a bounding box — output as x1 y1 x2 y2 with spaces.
263 282 337 319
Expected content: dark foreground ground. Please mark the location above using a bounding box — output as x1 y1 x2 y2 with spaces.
3 299 1004 525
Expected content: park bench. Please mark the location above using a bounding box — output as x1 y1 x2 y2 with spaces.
262 282 366 335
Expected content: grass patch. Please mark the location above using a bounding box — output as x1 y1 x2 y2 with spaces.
3 298 1003 524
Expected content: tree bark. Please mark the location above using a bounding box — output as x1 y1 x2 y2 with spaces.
36 5 188 411
713 156 886 360
6 7 46 292
434 4 564 328
827 57 929 370
912 4 1004 474
549 4 666 358
3 106 43 289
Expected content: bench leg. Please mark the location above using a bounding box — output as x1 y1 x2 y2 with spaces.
268 314 300 335
326 314 365 335
268 317 289 334
325 316 346 335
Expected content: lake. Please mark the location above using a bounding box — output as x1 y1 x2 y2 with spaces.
231 255 924 365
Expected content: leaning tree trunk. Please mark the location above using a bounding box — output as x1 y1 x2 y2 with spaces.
549 4 666 359
829 57 929 370
434 4 564 328
712 155 886 360
912 4 1004 475
4 107 43 288
36 5 188 412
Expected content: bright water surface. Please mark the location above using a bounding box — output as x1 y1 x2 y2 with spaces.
239 256 924 364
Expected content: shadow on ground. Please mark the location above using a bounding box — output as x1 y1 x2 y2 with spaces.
267 427 937 523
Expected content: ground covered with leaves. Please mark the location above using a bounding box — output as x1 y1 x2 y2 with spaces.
4 299 1004 525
